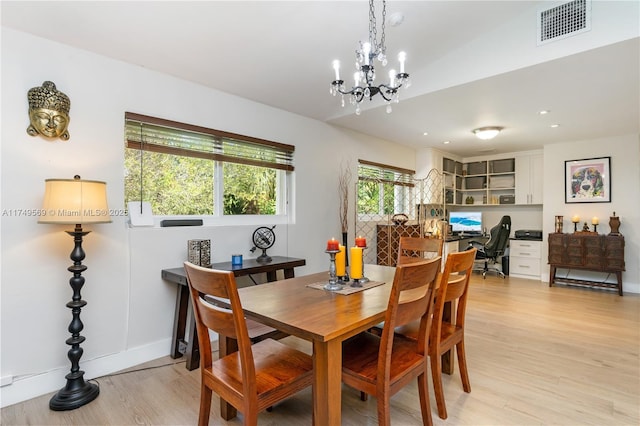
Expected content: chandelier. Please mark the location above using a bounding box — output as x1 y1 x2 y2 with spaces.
330 0 411 115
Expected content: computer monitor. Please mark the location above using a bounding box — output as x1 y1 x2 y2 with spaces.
449 211 482 234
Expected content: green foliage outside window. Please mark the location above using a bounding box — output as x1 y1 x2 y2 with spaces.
223 163 276 215
125 150 278 215
125 150 214 215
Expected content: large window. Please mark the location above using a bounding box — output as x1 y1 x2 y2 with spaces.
124 112 294 217
357 160 414 216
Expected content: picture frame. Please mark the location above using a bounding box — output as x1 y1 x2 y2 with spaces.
565 157 611 203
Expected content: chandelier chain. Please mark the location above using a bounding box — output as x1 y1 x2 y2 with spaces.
368 0 386 57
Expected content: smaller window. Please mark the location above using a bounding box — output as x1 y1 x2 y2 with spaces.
357 160 415 216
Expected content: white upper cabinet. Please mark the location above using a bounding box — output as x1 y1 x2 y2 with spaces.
515 154 543 204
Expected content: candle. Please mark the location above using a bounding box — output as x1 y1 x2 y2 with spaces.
355 236 367 247
327 238 339 251
388 69 396 87
398 51 406 73
336 245 346 276
592 217 599 225
350 247 363 279
363 42 371 65
332 60 340 81
571 215 580 223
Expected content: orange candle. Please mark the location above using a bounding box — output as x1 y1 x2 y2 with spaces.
355 236 367 247
327 238 339 251
350 247 363 279
336 245 346 276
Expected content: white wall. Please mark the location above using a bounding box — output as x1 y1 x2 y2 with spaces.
541 135 640 292
0 28 415 406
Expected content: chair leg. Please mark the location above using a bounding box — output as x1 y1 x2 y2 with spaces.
376 391 392 426
430 350 448 420
456 341 471 393
417 373 433 426
198 384 212 426
360 391 368 401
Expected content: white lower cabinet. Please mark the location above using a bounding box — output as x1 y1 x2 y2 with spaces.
509 239 541 279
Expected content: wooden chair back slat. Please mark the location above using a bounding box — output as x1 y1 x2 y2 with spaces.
397 237 443 265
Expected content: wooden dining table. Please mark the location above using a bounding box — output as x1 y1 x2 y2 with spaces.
223 263 454 425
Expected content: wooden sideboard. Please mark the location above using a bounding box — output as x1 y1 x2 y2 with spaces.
548 232 625 295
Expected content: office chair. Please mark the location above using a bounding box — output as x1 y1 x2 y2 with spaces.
467 215 511 278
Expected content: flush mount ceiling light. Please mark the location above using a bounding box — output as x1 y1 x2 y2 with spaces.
472 126 503 140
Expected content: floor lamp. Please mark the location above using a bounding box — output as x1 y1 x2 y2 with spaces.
39 175 111 411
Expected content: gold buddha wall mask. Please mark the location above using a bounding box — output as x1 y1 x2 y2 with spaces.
26 81 71 140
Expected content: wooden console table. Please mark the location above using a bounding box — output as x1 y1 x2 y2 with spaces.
548 233 625 295
161 256 306 370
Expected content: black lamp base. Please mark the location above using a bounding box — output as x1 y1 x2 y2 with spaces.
49 373 99 411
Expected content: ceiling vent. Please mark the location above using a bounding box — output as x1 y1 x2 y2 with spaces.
537 0 591 45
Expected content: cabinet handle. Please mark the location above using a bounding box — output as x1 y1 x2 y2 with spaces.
518 265 530 268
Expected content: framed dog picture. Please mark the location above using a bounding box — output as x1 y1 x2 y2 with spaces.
565 157 611 203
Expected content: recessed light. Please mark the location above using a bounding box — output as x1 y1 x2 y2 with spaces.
539 110 550 115
443 140 450 144
550 124 560 128
423 132 429 136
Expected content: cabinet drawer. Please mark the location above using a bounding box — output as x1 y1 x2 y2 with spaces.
510 256 541 276
510 240 541 257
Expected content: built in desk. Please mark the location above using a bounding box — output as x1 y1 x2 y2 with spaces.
161 256 306 370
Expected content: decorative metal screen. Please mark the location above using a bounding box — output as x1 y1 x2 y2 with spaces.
355 169 445 267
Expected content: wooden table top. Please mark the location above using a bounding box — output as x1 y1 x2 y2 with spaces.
237 264 397 342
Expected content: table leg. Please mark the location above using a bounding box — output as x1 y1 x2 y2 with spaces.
312 339 342 426
184 309 199 371
549 266 556 287
171 285 189 359
283 267 295 279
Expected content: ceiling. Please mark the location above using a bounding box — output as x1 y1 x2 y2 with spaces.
2 1 638 157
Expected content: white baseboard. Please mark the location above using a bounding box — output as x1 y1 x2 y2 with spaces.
0 338 172 408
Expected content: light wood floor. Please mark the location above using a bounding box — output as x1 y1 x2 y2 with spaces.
3 275 639 425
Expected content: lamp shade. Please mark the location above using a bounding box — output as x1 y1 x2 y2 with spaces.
39 176 111 224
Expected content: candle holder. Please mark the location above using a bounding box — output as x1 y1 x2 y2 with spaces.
593 224 598 233
573 220 579 233
324 249 343 291
554 216 563 233
357 246 370 285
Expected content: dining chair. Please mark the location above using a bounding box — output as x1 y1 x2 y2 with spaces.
183 262 313 426
397 236 443 265
342 257 442 426
394 248 477 420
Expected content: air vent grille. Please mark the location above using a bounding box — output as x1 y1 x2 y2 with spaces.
537 0 591 45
